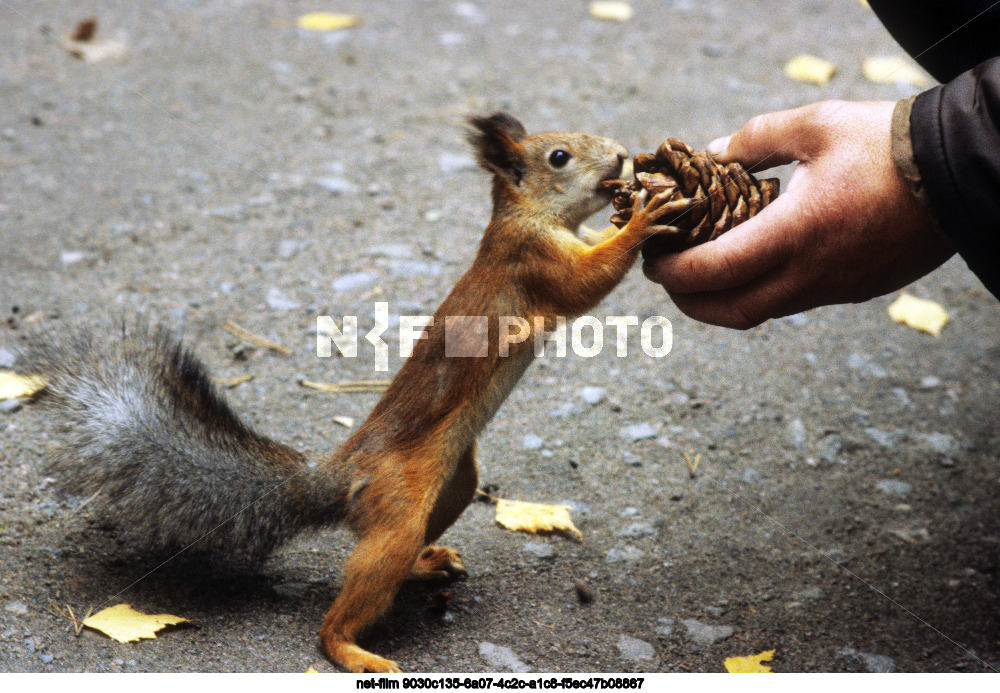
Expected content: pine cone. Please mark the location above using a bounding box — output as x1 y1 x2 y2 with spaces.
603 138 779 258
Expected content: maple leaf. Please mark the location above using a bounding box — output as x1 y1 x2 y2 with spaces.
494 498 582 540
724 650 775 673
82 604 189 643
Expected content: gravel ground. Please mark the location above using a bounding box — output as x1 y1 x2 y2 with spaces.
1 0 999 674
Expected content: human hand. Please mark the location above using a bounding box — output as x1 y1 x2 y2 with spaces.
642 100 955 329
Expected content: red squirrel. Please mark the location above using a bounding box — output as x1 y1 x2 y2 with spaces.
20 113 686 671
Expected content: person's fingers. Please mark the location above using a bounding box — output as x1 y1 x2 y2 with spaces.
665 264 817 330
642 194 799 294
708 102 837 171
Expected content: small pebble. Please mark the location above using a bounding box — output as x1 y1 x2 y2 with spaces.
364 244 413 259
876 479 912 497
578 386 606 405
315 177 358 195
332 271 378 292
478 642 531 673
277 239 310 259
1 398 25 414
865 427 898 449
4 602 29 616
796 586 825 600
59 250 85 266
386 260 444 279
208 205 246 221
788 418 807 451
619 422 656 442
522 434 543 450
847 352 888 378
522 540 554 559
616 523 658 539
266 287 301 311
605 545 644 564
915 431 960 456
438 152 477 174
655 618 674 637
682 619 734 648
616 635 655 662
836 647 896 673
819 433 843 463
920 375 942 389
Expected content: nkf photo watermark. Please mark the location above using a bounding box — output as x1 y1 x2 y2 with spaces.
317 302 673 371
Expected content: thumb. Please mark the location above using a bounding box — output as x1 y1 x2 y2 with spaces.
708 103 827 172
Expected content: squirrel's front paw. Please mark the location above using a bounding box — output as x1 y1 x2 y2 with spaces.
409 545 468 580
629 190 697 238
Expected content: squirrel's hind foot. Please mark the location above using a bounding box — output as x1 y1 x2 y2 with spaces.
409 545 468 581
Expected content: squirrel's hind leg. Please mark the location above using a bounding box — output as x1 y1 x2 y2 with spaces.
320 444 477 672
411 443 478 581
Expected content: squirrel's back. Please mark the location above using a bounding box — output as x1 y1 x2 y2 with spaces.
19 323 348 563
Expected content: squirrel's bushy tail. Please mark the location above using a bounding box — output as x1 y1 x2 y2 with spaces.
19 323 347 563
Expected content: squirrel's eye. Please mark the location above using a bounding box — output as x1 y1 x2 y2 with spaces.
548 150 572 168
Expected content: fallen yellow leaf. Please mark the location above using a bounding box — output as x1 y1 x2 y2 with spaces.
333 415 355 428
296 12 359 32
82 604 189 643
0 371 46 400
589 1 634 21
887 292 949 336
784 54 836 85
863 56 932 88
495 498 582 540
725 649 775 673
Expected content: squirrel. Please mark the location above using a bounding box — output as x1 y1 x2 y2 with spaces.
18 112 686 672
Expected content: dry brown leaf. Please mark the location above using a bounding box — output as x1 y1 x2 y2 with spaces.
863 56 932 88
70 18 98 42
589 1 634 21
223 321 292 355
725 649 775 673
495 498 582 540
63 19 129 63
0 371 46 400
296 12 360 32
784 54 836 85
887 292 949 336
82 604 189 643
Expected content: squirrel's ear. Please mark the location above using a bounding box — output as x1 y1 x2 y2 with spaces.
467 112 528 185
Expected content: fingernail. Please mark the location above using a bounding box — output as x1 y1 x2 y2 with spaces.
707 136 731 157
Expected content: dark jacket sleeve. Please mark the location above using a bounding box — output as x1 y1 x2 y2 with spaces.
870 1 1000 297
909 60 1000 297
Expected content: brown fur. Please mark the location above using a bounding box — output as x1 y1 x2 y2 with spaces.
315 114 679 671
